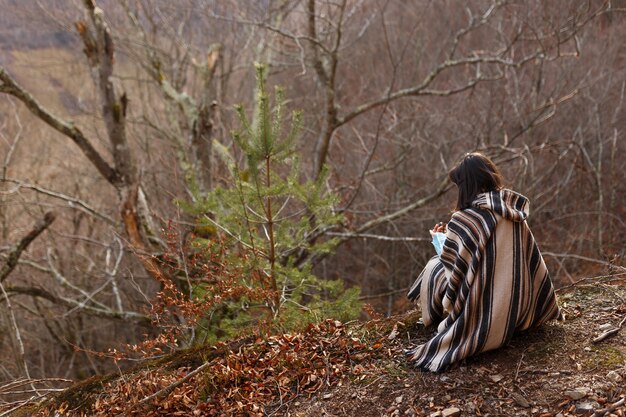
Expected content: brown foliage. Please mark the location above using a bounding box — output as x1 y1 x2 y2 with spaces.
33 320 387 416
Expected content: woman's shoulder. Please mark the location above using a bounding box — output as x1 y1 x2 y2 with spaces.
450 206 492 221
448 208 491 232
449 206 499 238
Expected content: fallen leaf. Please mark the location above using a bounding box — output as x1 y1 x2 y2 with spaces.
490 374 504 383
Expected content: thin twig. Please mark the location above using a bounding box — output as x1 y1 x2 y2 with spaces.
326 232 429 242
0 378 72 393
0 178 116 225
0 281 33 388
0 396 41 417
592 314 626 344
514 351 526 382
543 252 625 270
0 379 71 417
556 271 626 293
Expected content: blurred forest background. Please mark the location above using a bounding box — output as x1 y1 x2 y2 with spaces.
0 0 624 386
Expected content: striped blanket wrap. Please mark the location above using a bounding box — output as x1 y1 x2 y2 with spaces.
407 189 561 372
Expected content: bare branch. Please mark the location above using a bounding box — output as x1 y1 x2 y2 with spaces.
338 58 511 127
0 67 120 185
0 378 71 417
2 285 151 323
46 248 111 311
542 252 625 271
0 281 32 382
0 98 22 178
310 179 451 266
0 212 56 284
348 179 451 240
326 232 429 242
1 178 116 225
337 0 606 128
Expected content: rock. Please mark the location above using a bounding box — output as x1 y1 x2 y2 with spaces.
575 401 599 415
511 392 531 408
404 409 416 417
396 396 404 404
428 411 442 417
564 389 587 400
323 393 333 400
598 323 614 331
441 407 461 417
607 370 623 383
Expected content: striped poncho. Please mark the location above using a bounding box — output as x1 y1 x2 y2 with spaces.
407 189 561 372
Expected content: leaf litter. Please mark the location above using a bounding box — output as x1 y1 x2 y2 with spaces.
17 282 626 417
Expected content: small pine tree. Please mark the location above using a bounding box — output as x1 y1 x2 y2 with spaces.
185 64 360 340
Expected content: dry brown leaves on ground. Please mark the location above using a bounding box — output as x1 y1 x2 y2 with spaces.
18 282 626 417
34 320 386 416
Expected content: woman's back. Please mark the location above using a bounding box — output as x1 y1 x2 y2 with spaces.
407 161 561 372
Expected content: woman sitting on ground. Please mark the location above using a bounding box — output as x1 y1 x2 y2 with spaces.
407 152 562 372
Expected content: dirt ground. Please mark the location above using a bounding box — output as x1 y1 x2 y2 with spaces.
284 283 626 417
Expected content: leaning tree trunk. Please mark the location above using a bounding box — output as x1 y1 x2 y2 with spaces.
76 0 166 282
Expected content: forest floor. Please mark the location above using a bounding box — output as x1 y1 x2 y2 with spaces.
288 281 626 417
5 279 626 417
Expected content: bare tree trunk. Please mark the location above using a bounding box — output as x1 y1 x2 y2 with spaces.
190 48 221 193
0 1 166 284
308 0 345 180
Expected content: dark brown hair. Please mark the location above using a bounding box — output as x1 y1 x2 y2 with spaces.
449 152 504 210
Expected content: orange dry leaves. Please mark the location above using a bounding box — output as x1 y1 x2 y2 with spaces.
43 320 382 416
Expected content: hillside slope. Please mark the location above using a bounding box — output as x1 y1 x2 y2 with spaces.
6 280 626 417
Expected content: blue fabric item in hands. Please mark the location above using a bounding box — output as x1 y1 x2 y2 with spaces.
431 232 446 256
